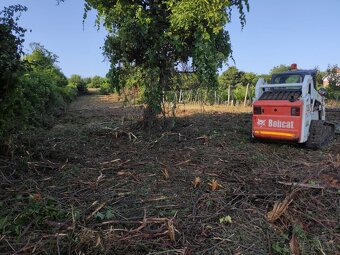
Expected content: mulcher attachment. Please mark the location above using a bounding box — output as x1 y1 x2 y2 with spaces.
306 120 335 149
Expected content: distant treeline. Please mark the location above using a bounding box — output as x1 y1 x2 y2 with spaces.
108 64 340 106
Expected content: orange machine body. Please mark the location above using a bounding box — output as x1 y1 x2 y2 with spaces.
252 100 303 141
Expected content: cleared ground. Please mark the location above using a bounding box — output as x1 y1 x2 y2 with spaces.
1 92 339 254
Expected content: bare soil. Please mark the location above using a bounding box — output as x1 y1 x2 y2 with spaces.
1 92 339 255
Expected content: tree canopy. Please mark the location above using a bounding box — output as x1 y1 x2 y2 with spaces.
218 66 257 89
269 64 290 75
24 43 68 87
84 0 249 122
325 64 340 99
0 5 27 98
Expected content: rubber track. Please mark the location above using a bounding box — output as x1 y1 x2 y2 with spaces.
306 120 335 149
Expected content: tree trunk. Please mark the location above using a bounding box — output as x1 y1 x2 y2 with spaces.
142 67 166 128
143 105 158 128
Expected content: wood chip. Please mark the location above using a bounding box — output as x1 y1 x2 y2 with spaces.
192 177 202 188
208 179 222 191
267 190 297 223
289 233 300 255
167 219 176 242
162 168 170 179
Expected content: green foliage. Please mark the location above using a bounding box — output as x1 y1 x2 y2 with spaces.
270 64 290 75
172 72 199 90
325 65 340 100
24 43 68 87
106 65 122 93
69 74 88 95
233 84 249 101
0 6 76 140
83 77 92 86
99 82 113 94
25 43 58 69
84 0 249 119
219 67 257 88
0 68 77 138
0 195 66 236
61 84 78 102
0 49 76 139
217 66 255 102
240 72 258 86
316 70 327 87
89 75 107 88
271 232 290 255
257 74 271 83
219 66 243 89
95 208 115 220
0 5 27 99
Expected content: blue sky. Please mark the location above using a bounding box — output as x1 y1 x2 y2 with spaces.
1 0 109 77
1 0 340 77
227 0 340 74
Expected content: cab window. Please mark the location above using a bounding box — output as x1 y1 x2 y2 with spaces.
273 74 303 84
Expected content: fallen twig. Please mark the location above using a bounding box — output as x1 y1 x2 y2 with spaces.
278 181 325 189
86 202 107 220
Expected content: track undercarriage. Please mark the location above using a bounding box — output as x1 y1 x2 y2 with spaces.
305 120 335 149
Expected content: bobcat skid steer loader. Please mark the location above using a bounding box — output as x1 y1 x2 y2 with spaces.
252 64 335 149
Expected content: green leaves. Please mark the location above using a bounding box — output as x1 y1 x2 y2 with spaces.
0 42 76 139
84 0 249 118
0 195 66 236
219 215 232 224
0 5 28 98
95 209 115 220
68 74 89 95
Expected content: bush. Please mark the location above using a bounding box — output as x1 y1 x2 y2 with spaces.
232 84 247 101
61 84 78 103
0 70 77 140
0 8 76 141
89 76 107 88
232 84 254 102
99 82 113 95
68 74 88 95
326 87 340 101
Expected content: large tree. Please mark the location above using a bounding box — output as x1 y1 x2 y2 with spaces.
83 0 249 125
218 66 243 89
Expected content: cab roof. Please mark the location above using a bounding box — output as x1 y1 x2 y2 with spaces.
273 69 317 76
271 69 317 85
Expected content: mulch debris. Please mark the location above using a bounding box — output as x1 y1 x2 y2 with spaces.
1 96 339 254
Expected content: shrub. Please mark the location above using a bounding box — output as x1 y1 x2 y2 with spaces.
232 84 247 102
0 7 76 141
326 86 340 101
61 84 78 103
99 82 113 95
0 70 77 140
68 74 88 95
89 75 107 88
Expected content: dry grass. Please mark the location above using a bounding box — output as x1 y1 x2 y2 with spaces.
166 103 252 116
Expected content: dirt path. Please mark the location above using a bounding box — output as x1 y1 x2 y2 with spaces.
1 94 339 254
